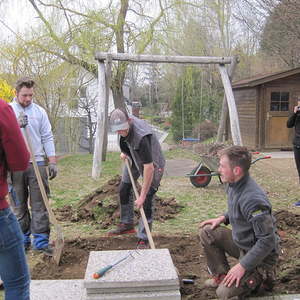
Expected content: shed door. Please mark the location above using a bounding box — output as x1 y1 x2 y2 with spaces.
265 88 292 148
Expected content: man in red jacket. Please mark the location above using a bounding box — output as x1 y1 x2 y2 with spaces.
0 98 31 300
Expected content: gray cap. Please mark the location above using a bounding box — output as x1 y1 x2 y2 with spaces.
109 108 129 132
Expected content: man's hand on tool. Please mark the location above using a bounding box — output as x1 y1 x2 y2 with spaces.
199 215 225 230
135 195 146 209
222 263 246 288
120 153 128 161
48 163 58 180
18 114 28 128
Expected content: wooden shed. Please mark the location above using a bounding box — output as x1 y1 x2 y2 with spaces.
228 67 300 150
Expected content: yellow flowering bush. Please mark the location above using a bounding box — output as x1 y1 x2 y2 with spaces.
0 79 15 103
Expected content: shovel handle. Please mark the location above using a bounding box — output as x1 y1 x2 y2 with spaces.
23 125 64 265
125 159 155 249
23 126 57 225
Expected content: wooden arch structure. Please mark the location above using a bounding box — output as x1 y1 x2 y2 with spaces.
92 52 242 178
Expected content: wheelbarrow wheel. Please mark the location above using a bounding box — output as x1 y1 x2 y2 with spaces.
190 166 212 188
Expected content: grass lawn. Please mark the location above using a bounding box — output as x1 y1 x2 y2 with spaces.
49 149 300 235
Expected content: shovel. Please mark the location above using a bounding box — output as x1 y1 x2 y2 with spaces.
125 159 155 249
23 125 64 265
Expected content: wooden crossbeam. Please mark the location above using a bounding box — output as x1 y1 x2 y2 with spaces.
95 52 232 65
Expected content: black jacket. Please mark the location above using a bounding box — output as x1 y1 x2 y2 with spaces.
287 112 300 146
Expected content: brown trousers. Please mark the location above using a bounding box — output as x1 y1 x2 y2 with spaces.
199 225 276 300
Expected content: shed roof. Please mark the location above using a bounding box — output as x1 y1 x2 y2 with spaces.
232 67 300 89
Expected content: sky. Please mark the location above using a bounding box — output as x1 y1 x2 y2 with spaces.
0 0 36 40
0 0 160 41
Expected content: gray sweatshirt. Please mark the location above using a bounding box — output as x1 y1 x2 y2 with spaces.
224 174 279 271
10 99 55 162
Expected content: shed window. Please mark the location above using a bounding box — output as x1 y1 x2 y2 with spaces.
270 91 289 111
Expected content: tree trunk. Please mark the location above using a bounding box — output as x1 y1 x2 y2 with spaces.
111 0 129 110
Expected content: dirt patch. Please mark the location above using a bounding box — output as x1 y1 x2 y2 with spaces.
55 175 183 229
30 210 300 299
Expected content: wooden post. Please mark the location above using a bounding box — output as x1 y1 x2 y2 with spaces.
218 64 243 146
101 54 112 162
216 56 239 142
92 61 106 179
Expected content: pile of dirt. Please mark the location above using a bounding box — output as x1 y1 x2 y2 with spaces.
55 175 183 229
192 142 228 157
30 210 300 299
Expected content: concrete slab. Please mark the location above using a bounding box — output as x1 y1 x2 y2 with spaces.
84 249 179 291
30 280 84 300
249 295 300 300
86 284 179 294
29 279 299 300
84 289 181 300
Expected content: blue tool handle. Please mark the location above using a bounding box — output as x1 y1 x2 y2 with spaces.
93 265 113 279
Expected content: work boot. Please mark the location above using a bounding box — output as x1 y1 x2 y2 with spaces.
136 239 149 249
24 242 31 252
108 223 136 236
204 274 226 288
34 244 54 257
23 231 31 252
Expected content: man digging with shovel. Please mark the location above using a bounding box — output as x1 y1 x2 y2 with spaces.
9 77 58 256
108 108 165 249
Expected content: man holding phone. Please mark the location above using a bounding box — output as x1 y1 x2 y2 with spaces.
287 98 300 206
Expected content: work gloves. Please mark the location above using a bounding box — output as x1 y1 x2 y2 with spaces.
18 113 28 128
48 163 58 180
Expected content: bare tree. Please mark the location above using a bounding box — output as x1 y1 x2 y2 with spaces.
26 0 172 109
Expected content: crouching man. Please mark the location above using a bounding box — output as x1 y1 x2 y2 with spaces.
199 146 279 300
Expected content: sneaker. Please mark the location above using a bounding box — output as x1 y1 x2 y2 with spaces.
108 223 136 236
136 239 149 249
204 274 226 288
0 279 3 290
294 200 300 207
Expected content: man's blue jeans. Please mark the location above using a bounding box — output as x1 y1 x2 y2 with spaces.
0 207 30 300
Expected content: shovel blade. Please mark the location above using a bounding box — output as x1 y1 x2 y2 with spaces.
52 225 64 265
53 238 64 265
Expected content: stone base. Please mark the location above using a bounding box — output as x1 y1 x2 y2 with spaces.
84 289 181 300
30 280 84 300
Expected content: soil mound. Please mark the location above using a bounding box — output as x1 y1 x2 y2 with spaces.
55 175 183 228
274 209 300 231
